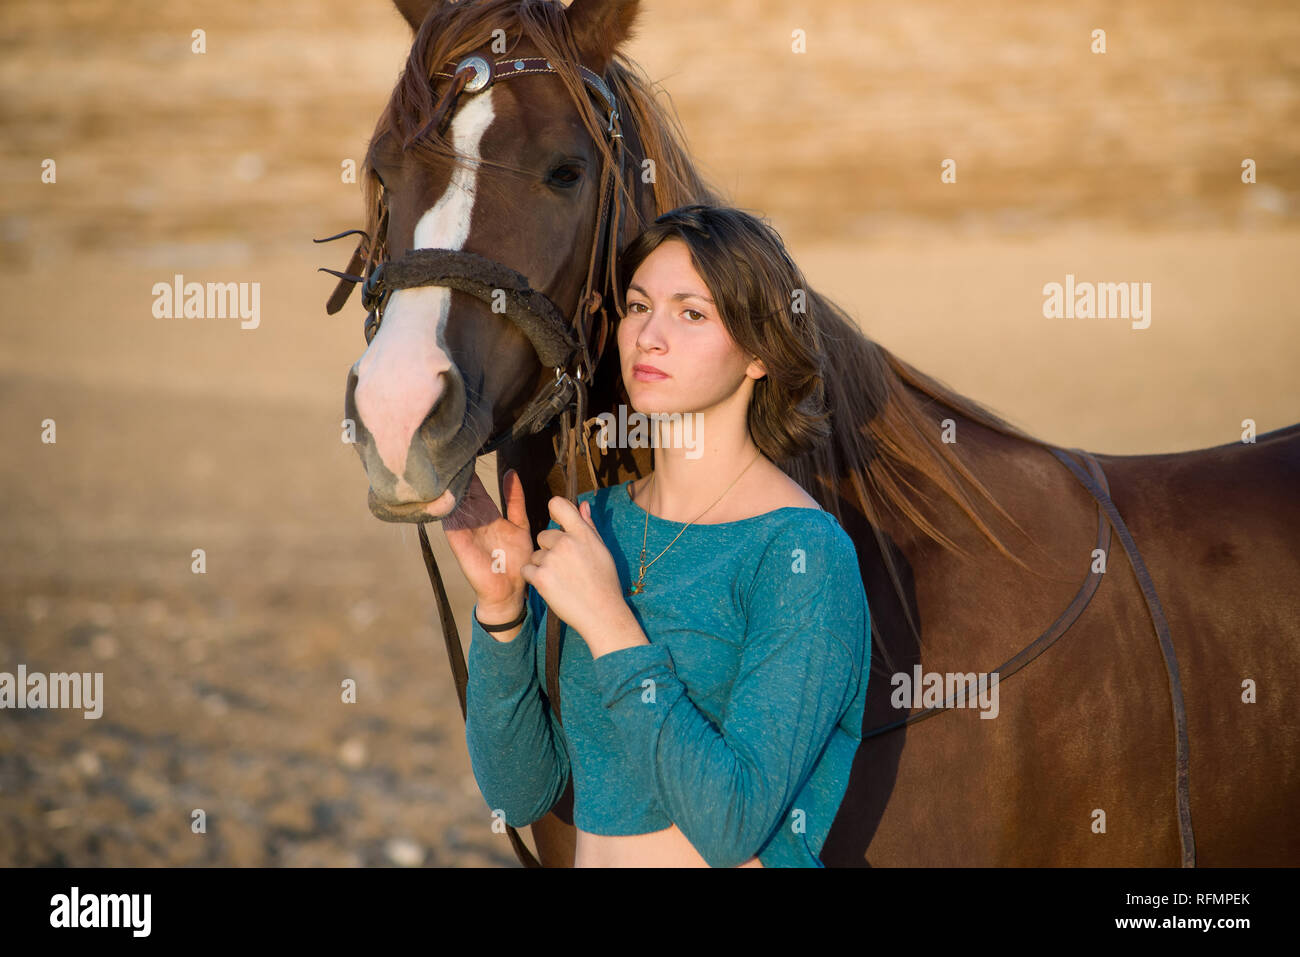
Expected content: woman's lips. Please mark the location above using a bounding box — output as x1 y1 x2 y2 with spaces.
632 364 669 381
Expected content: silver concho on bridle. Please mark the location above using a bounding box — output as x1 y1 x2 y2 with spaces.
458 55 491 92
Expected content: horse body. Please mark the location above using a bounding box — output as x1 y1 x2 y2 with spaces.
1089 430 1300 866
815 420 1300 865
340 0 1300 866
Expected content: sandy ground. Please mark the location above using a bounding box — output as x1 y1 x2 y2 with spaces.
0 0 1297 866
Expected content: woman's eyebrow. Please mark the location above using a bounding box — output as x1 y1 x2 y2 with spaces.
627 282 715 305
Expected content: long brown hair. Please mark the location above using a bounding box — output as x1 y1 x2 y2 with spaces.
617 202 1064 591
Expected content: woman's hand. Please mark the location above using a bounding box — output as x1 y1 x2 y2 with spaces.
523 496 630 644
441 468 535 613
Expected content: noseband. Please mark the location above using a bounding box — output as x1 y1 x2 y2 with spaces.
317 54 627 462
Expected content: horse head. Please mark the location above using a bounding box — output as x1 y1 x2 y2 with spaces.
338 0 657 523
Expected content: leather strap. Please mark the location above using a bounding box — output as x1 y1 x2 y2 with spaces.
859 447 1194 867
475 604 528 632
377 248 580 369
418 522 542 867
1049 447 1196 867
543 407 580 728
860 450 1113 739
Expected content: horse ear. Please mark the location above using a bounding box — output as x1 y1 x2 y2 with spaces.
565 0 642 75
392 0 446 31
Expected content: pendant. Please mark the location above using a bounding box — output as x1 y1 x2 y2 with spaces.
629 557 647 596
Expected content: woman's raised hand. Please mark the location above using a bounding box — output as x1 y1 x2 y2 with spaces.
441 468 535 614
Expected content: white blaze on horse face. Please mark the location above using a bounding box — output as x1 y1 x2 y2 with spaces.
353 90 495 500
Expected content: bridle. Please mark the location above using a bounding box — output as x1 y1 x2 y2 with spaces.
316 52 627 869
317 53 627 468
315 57 1195 871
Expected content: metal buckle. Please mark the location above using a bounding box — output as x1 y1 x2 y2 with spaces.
361 262 386 312
538 370 577 432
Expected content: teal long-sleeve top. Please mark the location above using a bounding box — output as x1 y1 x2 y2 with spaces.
464 478 870 867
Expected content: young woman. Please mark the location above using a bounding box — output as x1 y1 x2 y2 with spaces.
443 204 870 867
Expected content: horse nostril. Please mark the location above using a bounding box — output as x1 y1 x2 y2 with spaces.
421 368 464 436
344 364 362 423
351 361 464 471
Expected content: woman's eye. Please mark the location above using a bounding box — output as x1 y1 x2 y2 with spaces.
625 302 705 321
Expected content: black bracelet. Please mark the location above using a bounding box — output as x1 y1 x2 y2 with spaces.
475 603 528 632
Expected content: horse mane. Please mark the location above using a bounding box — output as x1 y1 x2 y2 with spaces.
365 0 1067 648
602 54 724 212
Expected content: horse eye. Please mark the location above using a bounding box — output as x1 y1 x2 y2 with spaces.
548 164 583 187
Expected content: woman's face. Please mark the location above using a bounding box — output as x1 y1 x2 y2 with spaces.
617 238 765 418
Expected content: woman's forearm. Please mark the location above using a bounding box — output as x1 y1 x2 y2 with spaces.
465 589 571 827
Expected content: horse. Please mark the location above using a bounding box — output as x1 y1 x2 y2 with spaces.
325 0 1300 866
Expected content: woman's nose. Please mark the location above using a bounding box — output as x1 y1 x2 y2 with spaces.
634 305 669 350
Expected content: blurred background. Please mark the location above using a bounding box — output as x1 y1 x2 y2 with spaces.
1 0 1296 866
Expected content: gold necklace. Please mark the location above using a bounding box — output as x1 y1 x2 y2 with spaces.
627 450 763 596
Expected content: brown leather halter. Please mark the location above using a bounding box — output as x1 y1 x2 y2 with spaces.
317 58 1194 869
